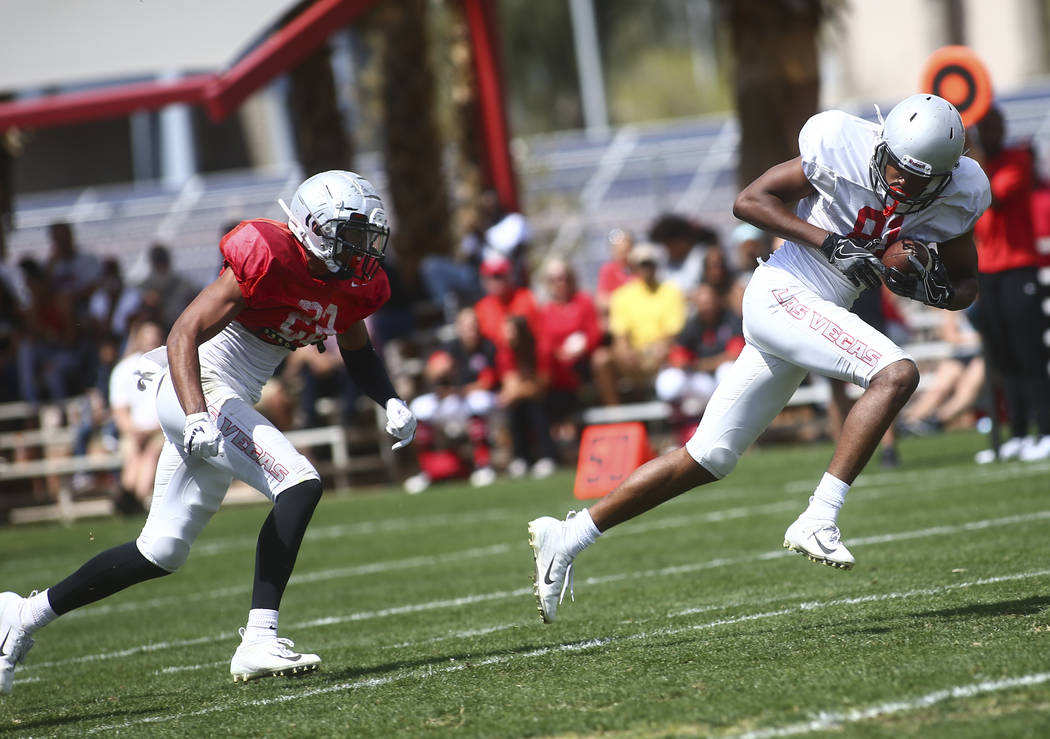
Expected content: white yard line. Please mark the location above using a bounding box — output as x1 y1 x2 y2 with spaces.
18 512 1050 675
78 567 1050 735
728 673 1050 739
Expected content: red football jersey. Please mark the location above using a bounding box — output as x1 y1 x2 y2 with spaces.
220 219 390 348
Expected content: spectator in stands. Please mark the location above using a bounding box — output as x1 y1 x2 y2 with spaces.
593 242 686 405
595 228 635 324
45 222 101 394
474 254 541 351
403 307 499 494
647 213 718 294
699 245 737 298
971 104 1050 462
88 257 143 341
498 315 558 479
0 259 24 403
899 308 985 436
421 205 485 323
15 258 81 414
46 222 102 311
138 243 198 332
655 283 744 422
108 320 165 514
729 222 773 278
538 258 602 421
478 189 532 288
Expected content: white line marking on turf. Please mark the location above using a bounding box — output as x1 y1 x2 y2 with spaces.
81 568 1050 735
157 660 228 674
21 512 1050 674
728 672 1050 739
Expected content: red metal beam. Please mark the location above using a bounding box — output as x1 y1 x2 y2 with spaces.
0 74 214 130
0 0 379 131
463 0 519 213
205 0 379 121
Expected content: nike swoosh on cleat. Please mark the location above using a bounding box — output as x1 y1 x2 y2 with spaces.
812 537 836 555
543 558 557 585
0 630 8 656
276 653 301 661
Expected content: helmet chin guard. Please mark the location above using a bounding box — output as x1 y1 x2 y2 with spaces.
280 170 390 282
869 94 964 215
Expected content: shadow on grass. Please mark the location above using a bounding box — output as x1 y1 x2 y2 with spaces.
2 691 181 735
912 595 1050 620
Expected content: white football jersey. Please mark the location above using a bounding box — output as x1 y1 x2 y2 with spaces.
766 109 991 306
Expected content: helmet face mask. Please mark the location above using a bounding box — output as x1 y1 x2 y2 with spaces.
280 170 390 282
869 94 965 215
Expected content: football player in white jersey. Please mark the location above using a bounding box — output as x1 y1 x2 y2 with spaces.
0 171 419 693
528 94 991 623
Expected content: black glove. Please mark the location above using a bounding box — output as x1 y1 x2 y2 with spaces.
883 248 955 308
820 234 885 289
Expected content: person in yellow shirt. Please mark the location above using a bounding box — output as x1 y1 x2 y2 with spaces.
592 242 686 405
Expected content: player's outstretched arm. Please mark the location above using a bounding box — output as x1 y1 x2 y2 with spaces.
167 269 246 417
337 321 416 449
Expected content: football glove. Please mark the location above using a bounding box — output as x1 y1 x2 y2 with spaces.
883 248 955 308
384 398 417 451
183 411 224 459
820 234 885 289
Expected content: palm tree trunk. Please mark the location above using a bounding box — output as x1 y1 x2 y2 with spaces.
722 0 824 188
377 0 453 286
288 34 353 176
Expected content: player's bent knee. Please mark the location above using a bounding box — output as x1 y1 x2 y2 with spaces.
136 535 191 573
873 359 919 399
686 442 739 480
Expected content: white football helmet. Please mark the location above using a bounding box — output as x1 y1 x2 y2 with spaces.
870 93 965 214
279 170 389 282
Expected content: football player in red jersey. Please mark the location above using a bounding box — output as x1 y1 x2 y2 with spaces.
0 171 418 692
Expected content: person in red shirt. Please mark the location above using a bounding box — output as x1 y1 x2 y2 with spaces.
971 105 1050 462
595 228 635 324
537 258 603 441
0 171 418 692
496 315 558 479
474 255 541 351
538 259 602 396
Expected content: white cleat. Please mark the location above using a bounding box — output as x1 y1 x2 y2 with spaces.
1020 435 1050 462
0 592 33 695
230 629 321 682
528 515 576 623
783 518 855 570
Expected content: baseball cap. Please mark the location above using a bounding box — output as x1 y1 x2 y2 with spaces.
480 255 512 277
628 242 661 266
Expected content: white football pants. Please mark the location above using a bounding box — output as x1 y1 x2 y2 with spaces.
685 264 911 478
136 373 319 572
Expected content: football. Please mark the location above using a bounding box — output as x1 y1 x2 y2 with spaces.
881 238 931 274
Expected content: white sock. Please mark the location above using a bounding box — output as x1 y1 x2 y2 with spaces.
564 509 601 557
243 608 279 641
21 590 58 633
803 473 850 523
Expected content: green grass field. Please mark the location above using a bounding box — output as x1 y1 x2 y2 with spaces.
1 429 1049 737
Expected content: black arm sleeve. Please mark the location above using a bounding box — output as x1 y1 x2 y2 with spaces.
340 340 400 406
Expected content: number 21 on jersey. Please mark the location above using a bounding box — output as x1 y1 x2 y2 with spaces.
278 300 338 345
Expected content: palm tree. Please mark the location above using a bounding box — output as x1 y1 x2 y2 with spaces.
720 0 828 188
376 0 453 285
283 2 353 176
